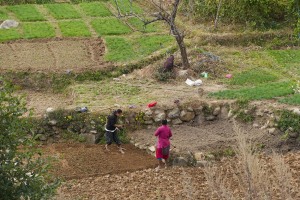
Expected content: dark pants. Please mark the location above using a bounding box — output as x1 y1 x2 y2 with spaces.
105 131 121 146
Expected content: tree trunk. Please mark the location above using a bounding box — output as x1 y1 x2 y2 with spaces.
214 0 223 29
174 36 189 69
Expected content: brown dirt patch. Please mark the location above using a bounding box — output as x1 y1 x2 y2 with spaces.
130 120 284 153
0 38 107 73
55 153 300 200
43 143 157 180
18 90 73 117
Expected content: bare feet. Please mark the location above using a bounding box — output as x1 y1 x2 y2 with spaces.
118 147 126 154
105 144 110 151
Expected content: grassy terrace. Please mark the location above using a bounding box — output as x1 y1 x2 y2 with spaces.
0 1 172 62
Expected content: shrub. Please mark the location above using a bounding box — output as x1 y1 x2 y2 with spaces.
0 79 59 199
154 67 175 82
204 122 299 199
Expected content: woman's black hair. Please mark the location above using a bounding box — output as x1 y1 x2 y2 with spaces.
162 119 167 125
114 109 123 114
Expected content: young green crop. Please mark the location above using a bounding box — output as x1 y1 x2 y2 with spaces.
80 2 112 17
7 4 45 21
58 21 91 37
23 22 55 39
45 4 81 19
91 18 131 35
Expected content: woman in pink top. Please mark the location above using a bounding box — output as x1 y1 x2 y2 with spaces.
154 119 172 170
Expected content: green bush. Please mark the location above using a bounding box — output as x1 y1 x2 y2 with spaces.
154 67 175 82
0 79 59 199
188 0 297 28
277 110 300 133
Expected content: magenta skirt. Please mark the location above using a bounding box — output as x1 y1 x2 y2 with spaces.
156 146 170 160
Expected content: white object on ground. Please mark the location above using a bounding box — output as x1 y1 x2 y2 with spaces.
185 78 203 86
0 20 19 29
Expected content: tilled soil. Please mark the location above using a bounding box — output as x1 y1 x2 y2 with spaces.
0 38 106 73
130 120 275 153
43 143 157 180
55 153 300 200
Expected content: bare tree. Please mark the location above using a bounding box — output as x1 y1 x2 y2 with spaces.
113 0 190 69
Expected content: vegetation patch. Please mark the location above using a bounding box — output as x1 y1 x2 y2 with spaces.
7 4 45 21
45 4 81 19
23 22 55 39
91 18 131 35
0 7 7 20
109 0 143 14
268 50 300 65
72 81 142 107
58 21 91 37
104 35 174 62
0 28 21 42
277 110 300 134
229 68 279 86
80 2 112 17
280 94 300 105
137 35 174 56
104 36 135 61
211 81 294 100
127 17 158 32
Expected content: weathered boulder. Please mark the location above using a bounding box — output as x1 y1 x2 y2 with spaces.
180 110 195 122
177 70 188 78
48 120 57 126
148 146 156 152
268 128 276 134
289 132 299 138
168 107 181 119
195 161 208 167
194 152 204 161
144 120 154 125
172 118 183 125
213 106 221 116
194 106 203 115
293 108 300 115
205 115 216 121
0 20 19 29
172 156 188 167
81 133 95 144
46 107 55 114
154 111 166 122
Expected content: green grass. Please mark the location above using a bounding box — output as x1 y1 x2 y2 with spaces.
80 2 112 17
104 36 135 61
45 4 81 19
104 35 174 62
6 5 45 21
0 28 21 42
280 94 300 105
137 35 174 56
58 21 91 37
110 0 143 14
268 50 300 65
23 22 55 39
211 81 294 100
229 68 279 86
127 17 158 32
0 7 8 20
91 18 131 35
